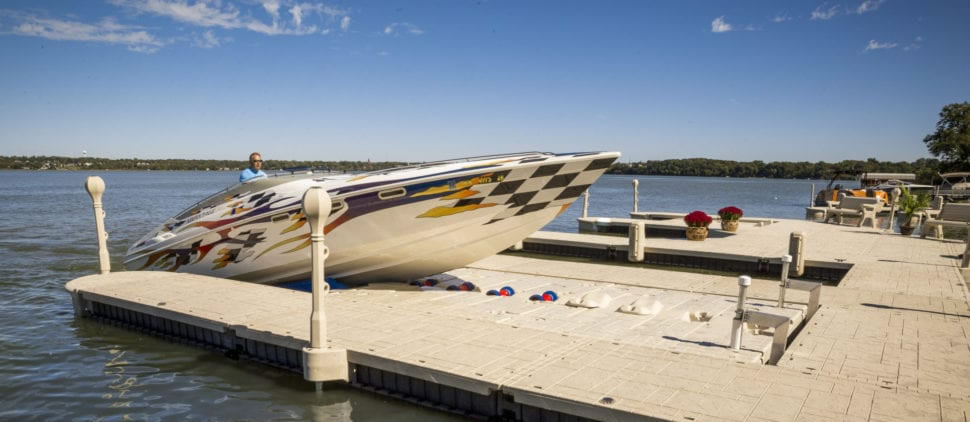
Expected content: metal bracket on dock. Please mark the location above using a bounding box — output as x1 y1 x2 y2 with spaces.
742 310 791 365
731 275 796 365
777 254 822 320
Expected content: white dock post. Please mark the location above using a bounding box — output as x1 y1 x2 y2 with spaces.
777 255 793 308
627 221 645 262
632 179 639 213
84 176 110 274
730 275 752 351
809 184 815 207
582 189 589 218
301 186 348 384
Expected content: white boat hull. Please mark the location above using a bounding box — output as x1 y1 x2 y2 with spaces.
124 152 619 285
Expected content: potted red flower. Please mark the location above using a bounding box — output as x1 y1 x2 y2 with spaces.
683 210 712 241
717 206 743 232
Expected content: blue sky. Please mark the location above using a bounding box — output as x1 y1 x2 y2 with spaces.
0 1 967 162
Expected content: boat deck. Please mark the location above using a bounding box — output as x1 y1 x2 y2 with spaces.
67 217 970 421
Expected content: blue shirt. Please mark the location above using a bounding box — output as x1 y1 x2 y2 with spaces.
239 168 267 183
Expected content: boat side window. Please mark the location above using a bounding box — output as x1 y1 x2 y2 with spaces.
330 200 345 214
378 187 407 200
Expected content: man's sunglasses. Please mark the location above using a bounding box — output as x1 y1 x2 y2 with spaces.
251 159 263 163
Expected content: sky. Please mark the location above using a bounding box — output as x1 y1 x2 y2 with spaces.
0 1 968 163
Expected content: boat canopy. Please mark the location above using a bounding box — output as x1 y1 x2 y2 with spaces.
940 172 970 179
859 172 916 182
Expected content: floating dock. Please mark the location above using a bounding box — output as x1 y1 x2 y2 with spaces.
66 212 970 421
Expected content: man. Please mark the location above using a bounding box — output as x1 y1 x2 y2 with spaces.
240 152 267 183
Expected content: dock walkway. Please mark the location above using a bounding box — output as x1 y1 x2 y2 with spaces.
68 217 970 421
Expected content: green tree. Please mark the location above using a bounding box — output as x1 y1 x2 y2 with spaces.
924 102 970 171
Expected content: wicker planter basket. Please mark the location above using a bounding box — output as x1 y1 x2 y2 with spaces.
686 226 708 241
721 220 739 232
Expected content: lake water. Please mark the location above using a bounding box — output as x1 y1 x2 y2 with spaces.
0 170 836 421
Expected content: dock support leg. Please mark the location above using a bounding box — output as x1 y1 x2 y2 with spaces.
84 176 111 274
301 187 348 384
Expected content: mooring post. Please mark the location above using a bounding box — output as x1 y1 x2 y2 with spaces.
301 186 348 384
809 183 815 207
777 255 793 308
730 275 752 351
632 179 639 214
582 189 589 218
84 176 111 274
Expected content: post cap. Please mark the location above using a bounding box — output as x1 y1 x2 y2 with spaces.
632 179 639 186
781 254 792 263
738 275 752 287
302 187 332 234
84 176 105 201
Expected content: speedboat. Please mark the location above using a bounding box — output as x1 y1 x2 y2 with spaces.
124 151 620 285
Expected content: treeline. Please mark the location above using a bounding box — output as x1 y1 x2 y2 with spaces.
0 156 406 172
608 158 944 184
2 155 951 184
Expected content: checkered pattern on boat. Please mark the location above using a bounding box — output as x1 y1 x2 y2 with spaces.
459 156 616 224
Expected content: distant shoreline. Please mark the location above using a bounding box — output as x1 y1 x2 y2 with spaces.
0 155 943 183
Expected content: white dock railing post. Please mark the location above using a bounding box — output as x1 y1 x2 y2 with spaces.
632 179 639 214
301 186 348 385
777 255 793 308
809 183 815 207
730 275 752 351
582 189 589 218
84 176 110 274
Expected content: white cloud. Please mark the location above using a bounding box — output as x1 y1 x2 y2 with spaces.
864 39 897 51
383 22 423 36
772 14 791 23
710 16 732 33
110 0 348 36
340 16 350 31
810 4 840 20
856 0 884 14
262 1 280 20
6 13 163 53
744 24 759 31
903 36 922 51
289 4 302 27
192 29 221 48
110 0 242 29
